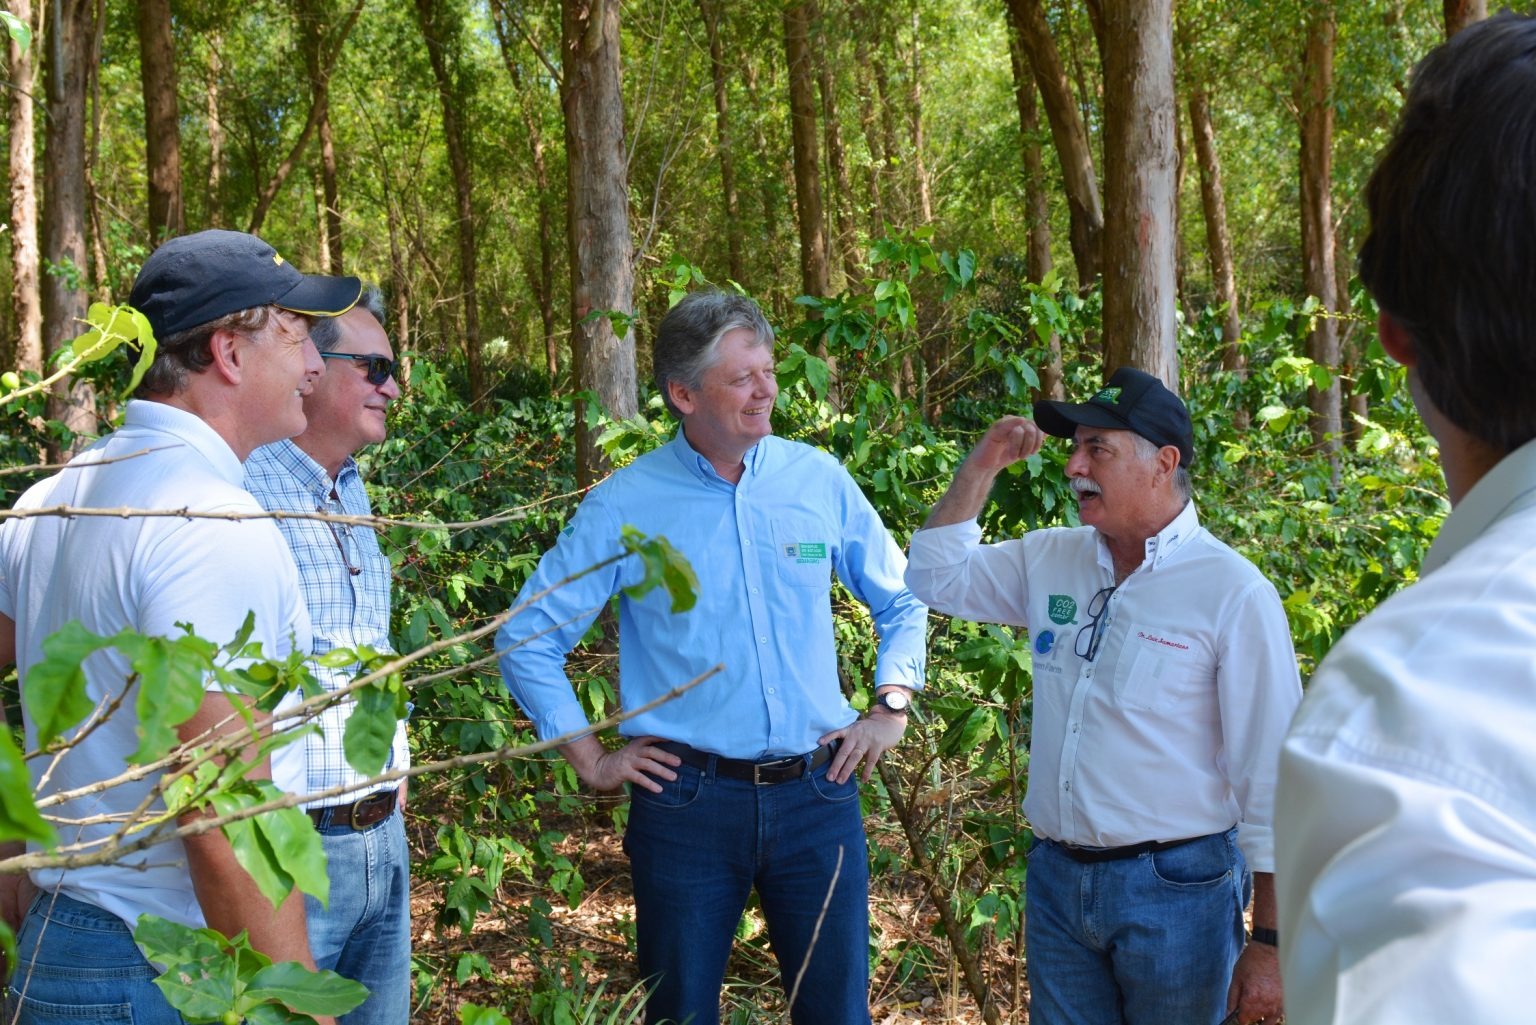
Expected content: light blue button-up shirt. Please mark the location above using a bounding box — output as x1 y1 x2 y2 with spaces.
498 431 927 759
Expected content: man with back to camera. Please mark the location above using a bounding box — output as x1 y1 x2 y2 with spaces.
905 367 1299 1025
497 290 928 1024
1276 14 1536 1023
245 285 411 1024
0 229 360 1022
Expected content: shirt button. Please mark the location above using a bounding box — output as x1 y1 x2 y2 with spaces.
743 539 751 546
767 687 776 694
752 587 759 594
759 636 768 644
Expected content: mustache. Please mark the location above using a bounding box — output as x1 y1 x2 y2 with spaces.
1071 478 1101 497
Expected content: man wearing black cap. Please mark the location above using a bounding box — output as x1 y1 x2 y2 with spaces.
906 367 1300 1025
0 230 360 1022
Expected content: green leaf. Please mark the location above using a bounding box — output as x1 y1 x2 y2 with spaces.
245 961 369 1017
460 1004 513 1025
620 529 699 614
250 793 329 905
801 353 830 400
313 647 359 669
0 729 54 845
0 12 31 51
130 635 211 764
211 788 295 909
24 621 115 748
136 917 242 1021
343 683 401 777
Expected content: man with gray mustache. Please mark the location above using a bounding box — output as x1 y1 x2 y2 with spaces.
905 367 1300 1025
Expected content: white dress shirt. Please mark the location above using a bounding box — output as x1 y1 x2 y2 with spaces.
907 501 1300 871
1277 437 1536 1024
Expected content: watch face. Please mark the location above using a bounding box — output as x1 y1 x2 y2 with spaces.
880 691 910 712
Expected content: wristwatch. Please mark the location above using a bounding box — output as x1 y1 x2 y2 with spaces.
873 690 912 714
1249 926 1279 947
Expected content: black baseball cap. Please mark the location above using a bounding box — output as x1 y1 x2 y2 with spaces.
128 229 362 340
1034 366 1195 467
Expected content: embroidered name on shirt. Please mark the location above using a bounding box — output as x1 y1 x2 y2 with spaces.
1137 631 1189 650
783 541 828 564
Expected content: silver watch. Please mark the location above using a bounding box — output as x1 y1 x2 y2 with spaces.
874 690 911 714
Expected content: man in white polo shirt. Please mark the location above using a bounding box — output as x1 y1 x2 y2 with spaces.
0 229 359 1023
906 367 1300 1025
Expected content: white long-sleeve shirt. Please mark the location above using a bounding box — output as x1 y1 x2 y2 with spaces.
906 501 1300 871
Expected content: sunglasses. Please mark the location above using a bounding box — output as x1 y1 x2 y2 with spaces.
320 352 398 386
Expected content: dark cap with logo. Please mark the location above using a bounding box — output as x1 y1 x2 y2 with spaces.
128 229 362 340
1034 366 1195 467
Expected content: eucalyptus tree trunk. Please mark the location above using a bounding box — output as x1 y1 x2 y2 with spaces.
1005 2 1062 400
1299 3 1342 477
1005 0 1103 290
490 2 560 386
783 0 830 303
1444 0 1486 37
416 0 485 409
293 0 342 268
697 0 744 284
850 4 886 237
813 7 859 288
8 0 41 375
205 38 225 228
909 8 933 226
1189 85 1246 427
561 0 638 488
1100 0 1178 387
136 0 182 245
43 0 96 449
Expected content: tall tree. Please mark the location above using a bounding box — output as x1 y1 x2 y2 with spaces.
8 0 41 375
42 0 96 445
246 0 363 236
1189 84 1245 424
490 0 561 387
697 0 744 283
295 0 342 272
1005 0 1103 289
1444 0 1486 37
1005 0 1062 400
136 0 182 244
813 5 859 287
561 0 638 487
1298 2 1342 474
783 0 830 302
416 0 486 408
1100 0 1179 384
205 37 225 228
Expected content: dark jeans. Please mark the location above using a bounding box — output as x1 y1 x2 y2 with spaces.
1024 827 1249 1025
624 753 871 1025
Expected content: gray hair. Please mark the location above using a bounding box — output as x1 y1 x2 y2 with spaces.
133 304 277 398
310 283 386 353
653 290 774 418
1132 432 1193 503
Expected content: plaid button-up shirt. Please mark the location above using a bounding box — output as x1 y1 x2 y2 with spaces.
245 439 408 807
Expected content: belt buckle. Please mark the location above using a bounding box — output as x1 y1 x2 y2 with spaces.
348 792 391 830
753 756 797 786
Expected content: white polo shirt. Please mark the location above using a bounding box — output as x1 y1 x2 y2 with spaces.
907 501 1301 871
1277 437 1536 1024
0 400 309 930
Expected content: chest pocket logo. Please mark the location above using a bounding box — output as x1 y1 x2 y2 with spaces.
772 524 832 589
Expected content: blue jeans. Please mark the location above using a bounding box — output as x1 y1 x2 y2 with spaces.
5 890 185 1024
305 807 412 1025
1025 828 1249 1025
624 754 871 1025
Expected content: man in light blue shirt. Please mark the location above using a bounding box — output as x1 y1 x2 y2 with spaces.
245 287 411 1025
498 290 927 1025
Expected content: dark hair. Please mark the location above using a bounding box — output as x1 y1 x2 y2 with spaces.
652 290 774 418
134 305 274 398
1358 12 1536 454
309 283 386 353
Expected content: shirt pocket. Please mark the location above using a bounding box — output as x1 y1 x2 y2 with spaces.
1114 625 1206 713
771 519 834 591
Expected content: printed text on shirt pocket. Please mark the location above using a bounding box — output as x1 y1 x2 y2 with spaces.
1114 625 1203 712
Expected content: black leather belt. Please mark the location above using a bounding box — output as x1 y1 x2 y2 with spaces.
309 789 398 831
656 741 837 785
1052 831 1214 864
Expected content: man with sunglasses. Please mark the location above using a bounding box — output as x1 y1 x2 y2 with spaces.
244 286 409 1025
0 229 360 1022
905 368 1300 1025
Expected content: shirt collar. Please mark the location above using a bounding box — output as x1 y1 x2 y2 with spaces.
669 428 766 486
123 399 244 486
1110 499 1200 575
259 438 353 501
1423 435 1536 575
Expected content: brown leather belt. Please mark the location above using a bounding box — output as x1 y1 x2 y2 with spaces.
309 789 398 831
656 741 837 785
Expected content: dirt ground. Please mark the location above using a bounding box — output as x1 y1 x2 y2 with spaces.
405 806 1026 1024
